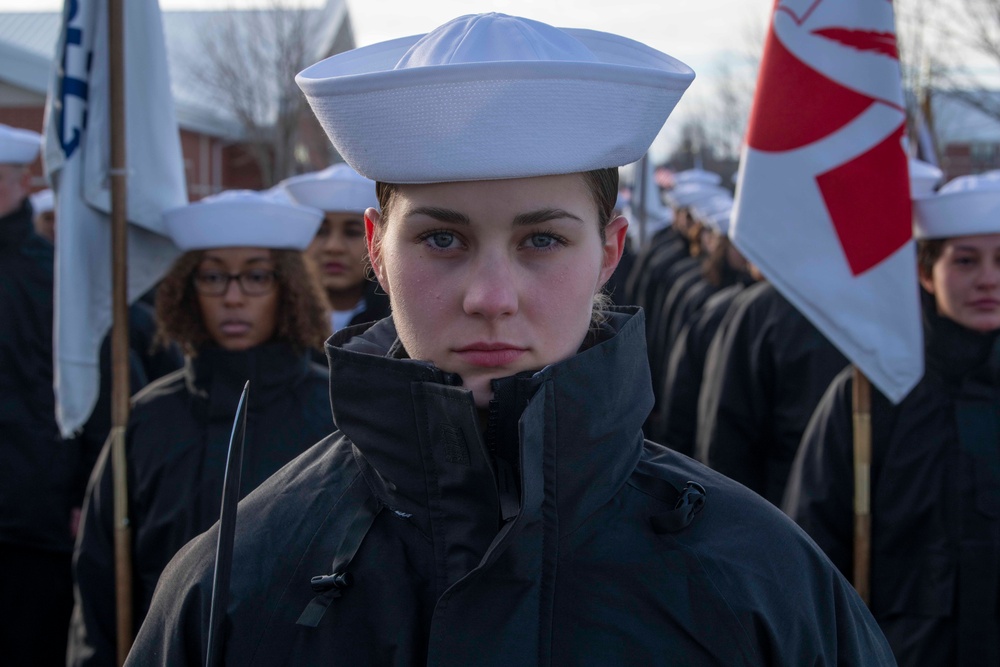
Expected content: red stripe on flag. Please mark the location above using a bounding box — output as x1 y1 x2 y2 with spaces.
811 28 898 59
747 27 874 152
816 123 911 276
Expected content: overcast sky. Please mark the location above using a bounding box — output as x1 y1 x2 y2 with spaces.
0 0 984 157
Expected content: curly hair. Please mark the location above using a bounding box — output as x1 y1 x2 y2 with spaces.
155 249 331 355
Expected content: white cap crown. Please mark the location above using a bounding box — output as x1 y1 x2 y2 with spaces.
296 13 694 184
913 171 1000 240
281 163 377 213
163 189 323 251
0 124 41 165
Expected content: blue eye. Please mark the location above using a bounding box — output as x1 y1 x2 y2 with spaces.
522 231 567 251
425 231 457 249
529 234 558 249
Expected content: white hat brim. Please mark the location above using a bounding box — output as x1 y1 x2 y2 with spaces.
164 200 323 251
666 184 730 210
0 126 42 165
913 189 1000 240
283 179 376 213
297 30 694 184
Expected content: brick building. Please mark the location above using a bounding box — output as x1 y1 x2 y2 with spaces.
933 91 1000 180
0 1 354 199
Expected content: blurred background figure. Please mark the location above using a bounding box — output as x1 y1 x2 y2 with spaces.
69 190 334 667
649 195 755 450
0 123 84 666
30 187 55 243
695 160 944 507
786 171 1000 666
283 164 390 338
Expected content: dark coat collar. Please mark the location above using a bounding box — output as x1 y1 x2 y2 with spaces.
185 341 314 419
326 309 653 543
923 306 1000 390
0 197 34 251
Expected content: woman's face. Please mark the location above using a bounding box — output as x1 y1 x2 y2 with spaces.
195 247 280 351
367 174 627 407
920 233 1000 333
305 212 368 307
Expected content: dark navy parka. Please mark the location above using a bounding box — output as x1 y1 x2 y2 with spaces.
127 310 893 666
71 342 331 666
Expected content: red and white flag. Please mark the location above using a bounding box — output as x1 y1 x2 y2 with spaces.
731 0 921 402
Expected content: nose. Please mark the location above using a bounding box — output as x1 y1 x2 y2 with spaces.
222 276 245 305
323 229 346 253
978 261 1000 290
463 253 518 320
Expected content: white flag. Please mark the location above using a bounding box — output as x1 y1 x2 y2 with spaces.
731 0 922 402
43 0 186 436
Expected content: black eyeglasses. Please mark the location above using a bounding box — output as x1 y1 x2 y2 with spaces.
193 269 277 296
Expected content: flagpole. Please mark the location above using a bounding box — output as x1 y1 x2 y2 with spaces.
851 366 872 606
108 0 134 662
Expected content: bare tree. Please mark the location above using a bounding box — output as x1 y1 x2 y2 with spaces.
666 8 764 166
913 0 1000 122
183 0 341 186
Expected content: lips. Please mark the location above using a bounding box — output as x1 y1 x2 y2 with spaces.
220 320 252 336
811 27 898 59
454 342 527 368
969 299 1000 310
324 262 347 275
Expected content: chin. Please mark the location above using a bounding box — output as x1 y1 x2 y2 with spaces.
968 318 1000 334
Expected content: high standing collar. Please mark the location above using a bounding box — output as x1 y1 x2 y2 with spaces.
326 309 653 538
185 341 315 420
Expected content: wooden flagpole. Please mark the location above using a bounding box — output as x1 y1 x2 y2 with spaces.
851 365 872 605
108 0 134 662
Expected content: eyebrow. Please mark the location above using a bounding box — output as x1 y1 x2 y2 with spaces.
407 206 584 226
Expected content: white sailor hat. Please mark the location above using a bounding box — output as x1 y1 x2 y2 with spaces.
673 168 723 187
163 190 324 251
296 13 694 184
691 194 734 234
30 189 54 214
913 171 1000 240
0 124 42 165
281 163 378 213
709 203 734 236
664 183 729 210
908 159 943 199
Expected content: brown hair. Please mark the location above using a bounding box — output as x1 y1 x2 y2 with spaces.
155 249 331 355
917 239 946 282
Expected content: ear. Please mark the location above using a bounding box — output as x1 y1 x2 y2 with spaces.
597 215 628 291
364 208 389 295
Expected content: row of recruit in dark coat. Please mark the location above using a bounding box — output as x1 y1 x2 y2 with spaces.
620 169 1000 667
